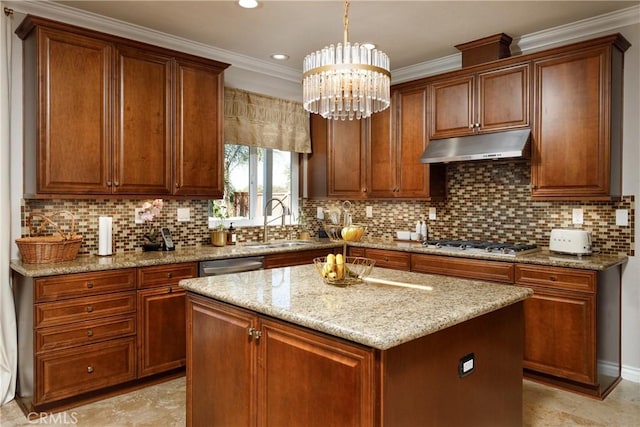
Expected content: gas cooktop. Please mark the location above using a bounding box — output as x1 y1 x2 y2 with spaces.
422 240 539 257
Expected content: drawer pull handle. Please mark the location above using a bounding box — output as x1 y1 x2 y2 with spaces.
86 282 94 289
87 330 93 337
86 306 94 313
87 366 94 373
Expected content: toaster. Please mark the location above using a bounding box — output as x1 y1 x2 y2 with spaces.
549 229 592 255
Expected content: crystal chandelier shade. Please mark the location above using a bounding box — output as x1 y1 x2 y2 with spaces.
302 0 391 120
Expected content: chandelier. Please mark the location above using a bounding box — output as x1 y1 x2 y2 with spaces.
302 0 391 120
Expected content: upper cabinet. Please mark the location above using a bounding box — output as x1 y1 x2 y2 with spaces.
306 89 446 200
17 16 229 198
531 35 630 201
428 63 530 139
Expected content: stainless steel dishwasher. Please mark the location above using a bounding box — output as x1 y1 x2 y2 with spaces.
198 256 265 276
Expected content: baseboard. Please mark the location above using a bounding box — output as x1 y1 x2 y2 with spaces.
622 364 640 383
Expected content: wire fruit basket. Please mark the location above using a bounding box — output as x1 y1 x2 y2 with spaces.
313 256 375 287
323 223 366 242
16 211 83 264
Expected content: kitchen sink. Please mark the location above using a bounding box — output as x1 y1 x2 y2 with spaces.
242 240 317 249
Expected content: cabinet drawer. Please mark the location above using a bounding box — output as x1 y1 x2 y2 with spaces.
36 314 136 353
36 337 136 404
365 249 411 271
35 269 136 302
264 248 336 269
412 254 514 283
515 264 596 293
36 292 136 328
347 247 366 258
137 262 197 288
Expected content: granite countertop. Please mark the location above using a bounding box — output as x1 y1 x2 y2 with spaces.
349 239 628 270
10 237 627 278
9 241 343 277
179 264 533 350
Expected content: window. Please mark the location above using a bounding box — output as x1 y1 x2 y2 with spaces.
209 144 299 228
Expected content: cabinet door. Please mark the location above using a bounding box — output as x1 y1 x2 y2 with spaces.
532 47 613 200
35 28 112 194
428 75 474 139
327 119 367 198
113 46 172 195
367 96 397 197
186 295 256 427
258 318 375 427
517 286 596 385
477 63 529 132
174 59 225 197
137 286 186 377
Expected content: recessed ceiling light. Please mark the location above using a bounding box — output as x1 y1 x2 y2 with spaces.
271 53 289 61
362 42 376 50
238 0 258 9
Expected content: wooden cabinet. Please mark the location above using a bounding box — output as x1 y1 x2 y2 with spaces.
363 248 411 271
17 15 229 198
264 247 338 269
514 263 621 398
307 92 446 200
186 294 375 427
137 263 197 377
428 63 529 139
531 35 630 200
369 87 446 199
20 269 138 408
411 253 514 283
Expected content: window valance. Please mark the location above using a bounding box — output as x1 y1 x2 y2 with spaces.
224 87 311 153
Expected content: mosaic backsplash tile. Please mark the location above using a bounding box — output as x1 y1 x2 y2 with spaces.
21 160 634 257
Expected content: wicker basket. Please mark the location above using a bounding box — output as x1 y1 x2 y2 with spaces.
16 211 83 264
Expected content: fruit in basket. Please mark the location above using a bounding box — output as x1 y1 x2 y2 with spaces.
341 225 364 241
321 253 345 279
335 254 344 279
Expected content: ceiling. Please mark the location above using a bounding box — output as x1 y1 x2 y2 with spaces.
54 0 638 75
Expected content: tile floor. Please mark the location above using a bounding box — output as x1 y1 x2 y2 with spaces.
1 377 639 426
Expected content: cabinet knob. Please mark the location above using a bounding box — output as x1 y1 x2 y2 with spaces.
114 181 119 187
247 327 262 340
175 182 180 188
167 272 172 278
549 275 557 281
106 181 112 187
87 330 93 337
86 305 94 313
168 286 173 293
87 366 94 374
86 282 94 289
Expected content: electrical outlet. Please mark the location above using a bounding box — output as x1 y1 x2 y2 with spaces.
134 208 144 224
366 206 373 218
428 207 437 220
572 208 584 225
177 207 191 222
616 209 629 226
316 207 324 220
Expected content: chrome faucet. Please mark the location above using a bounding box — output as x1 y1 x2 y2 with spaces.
263 197 287 242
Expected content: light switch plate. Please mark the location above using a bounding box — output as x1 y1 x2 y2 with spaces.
428 207 437 220
616 209 629 226
134 208 144 224
316 207 324 220
572 208 584 225
177 207 191 222
366 206 373 218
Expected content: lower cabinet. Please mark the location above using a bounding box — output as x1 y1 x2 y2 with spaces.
137 263 197 377
186 294 375 427
514 264 621 398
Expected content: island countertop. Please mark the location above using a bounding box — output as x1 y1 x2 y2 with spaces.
179 264 533 350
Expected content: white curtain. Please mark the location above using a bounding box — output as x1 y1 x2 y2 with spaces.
0 3 17 405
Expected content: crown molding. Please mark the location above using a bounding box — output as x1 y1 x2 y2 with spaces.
5 1 639 87
391 4 640 83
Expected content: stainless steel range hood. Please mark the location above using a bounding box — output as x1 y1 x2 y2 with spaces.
419 129 531 164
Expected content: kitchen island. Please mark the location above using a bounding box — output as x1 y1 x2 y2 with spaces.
180 264 533 427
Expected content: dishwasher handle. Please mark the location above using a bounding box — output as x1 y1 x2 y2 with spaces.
199 257 265 276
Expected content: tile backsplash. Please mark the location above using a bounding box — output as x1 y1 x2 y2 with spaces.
20 160 634 257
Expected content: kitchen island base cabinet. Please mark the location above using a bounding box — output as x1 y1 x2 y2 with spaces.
186 293 524 427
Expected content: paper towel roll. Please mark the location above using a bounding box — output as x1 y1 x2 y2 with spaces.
98 216 113 256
